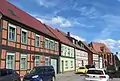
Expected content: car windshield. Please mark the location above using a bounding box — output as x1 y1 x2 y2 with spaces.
29 67 44 74
85 65 95 69
87 70 104 75
79 67 85 69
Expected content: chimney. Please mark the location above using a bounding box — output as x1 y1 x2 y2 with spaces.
67 32 70 37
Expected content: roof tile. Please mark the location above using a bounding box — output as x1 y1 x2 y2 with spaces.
45 25 74 47
90 42 112 53
0 0 56 39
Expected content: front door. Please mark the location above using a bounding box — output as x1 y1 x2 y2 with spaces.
62 60 64 73
51 59 57 74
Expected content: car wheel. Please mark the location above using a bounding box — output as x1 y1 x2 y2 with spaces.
51 77 56 81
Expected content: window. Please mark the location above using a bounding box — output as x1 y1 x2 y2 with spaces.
71 48 74 57
30 67 44 74
8 24 16 41
73 39 75 44
35 34 40 47
54 42 58 51
6 53 15 69
61 45 64 54
64 46 67 56
7 69 14 75
87 70 103 75
65 61 68 69
35 55 40 66
8 9 17 16
80 44 84 48
68 48 70 56
20 54 27 70
79 67 85 69
45 57 49 66
71 61 73 68
21 29 28 44
45 38 49 49
49 40 54 50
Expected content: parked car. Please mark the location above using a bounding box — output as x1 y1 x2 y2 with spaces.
23 66 56 81
0 68 21 81
106 65 116 78
85 68 109 81
76 66 88 74
85 64 95 69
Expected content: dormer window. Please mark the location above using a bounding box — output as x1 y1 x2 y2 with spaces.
73 39 75 44
8 9 17 16
81 44 84 48
100 47 104 52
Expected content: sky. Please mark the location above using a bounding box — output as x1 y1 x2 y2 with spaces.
8 0 120 56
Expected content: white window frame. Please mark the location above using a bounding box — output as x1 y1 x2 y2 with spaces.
50 40 54 50
8 23 16 42
55 42 58 51
6 52 15 69
68 47 70 56
20 54 27 70
21 29 28 44
70 61 73 68
35 34 40 47
65 60 68 69
45 57 49 66
45 38 49 49
35 55 40 66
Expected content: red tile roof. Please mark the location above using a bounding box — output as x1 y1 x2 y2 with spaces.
82 42 97 53
0 0 56 39
57 30 87 51
45 25 74 47
90 42 112 53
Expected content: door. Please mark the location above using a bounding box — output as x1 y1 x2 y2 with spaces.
62 60 64 73
51 59 57 74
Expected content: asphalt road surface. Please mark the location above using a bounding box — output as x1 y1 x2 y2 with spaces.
56 72 120 81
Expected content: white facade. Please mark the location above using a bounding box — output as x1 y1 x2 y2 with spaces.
100 57 103 68
93 54 99 68
60 44 75 72
61 44 74 57
75 49 88 69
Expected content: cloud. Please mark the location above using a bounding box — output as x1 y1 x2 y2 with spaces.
51 16 72 27
36 0 59 8
71 34 86 41
36 16 72 27
74 6 101 19
73 21 95 28
35 14 96 28
97 15 120 39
